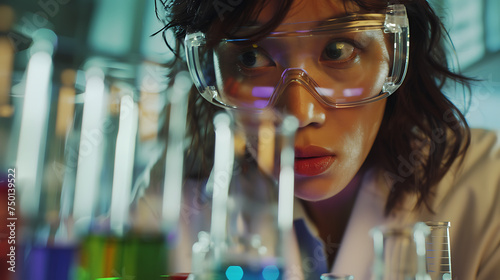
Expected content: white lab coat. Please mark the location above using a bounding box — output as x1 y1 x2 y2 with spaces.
294 129 500 279
174 129 500 279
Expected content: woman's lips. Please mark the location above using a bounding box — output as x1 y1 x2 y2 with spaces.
294 146 335 176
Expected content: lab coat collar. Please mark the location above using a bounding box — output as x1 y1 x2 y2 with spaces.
332 168 421 279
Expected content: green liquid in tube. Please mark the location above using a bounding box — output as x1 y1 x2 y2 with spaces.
77 234 168 280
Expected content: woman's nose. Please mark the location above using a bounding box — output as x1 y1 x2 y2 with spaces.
272 82 326 128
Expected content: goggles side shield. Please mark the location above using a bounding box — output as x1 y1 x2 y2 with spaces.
185 4 409 109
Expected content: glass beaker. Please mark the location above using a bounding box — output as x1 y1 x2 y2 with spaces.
198 110 298 280
371 222 431 280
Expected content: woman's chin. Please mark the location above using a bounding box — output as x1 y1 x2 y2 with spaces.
293 172 354 201
294 181 344 201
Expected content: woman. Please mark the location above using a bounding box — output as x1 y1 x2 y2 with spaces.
159 0 500 278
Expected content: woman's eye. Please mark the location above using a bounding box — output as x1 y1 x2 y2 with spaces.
237 49 274 68
322 41 356 62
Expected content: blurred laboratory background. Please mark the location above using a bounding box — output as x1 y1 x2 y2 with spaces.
0 0 499 279
430 0 500 129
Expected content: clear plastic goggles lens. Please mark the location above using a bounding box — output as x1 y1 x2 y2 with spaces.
186 4 409 109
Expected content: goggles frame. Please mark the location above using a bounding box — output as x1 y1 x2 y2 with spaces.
185 4 409 109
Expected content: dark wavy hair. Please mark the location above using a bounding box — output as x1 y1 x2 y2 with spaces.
156 0 472 214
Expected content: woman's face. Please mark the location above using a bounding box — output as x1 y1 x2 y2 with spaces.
254 0 387 201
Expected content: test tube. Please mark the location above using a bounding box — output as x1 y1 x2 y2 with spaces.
16 29 56 220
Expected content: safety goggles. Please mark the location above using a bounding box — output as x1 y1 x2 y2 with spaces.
185 4 409 109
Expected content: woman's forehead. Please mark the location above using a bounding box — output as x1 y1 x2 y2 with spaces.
255 0 361 25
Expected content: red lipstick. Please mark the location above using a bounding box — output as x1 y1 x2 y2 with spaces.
294 146 335 176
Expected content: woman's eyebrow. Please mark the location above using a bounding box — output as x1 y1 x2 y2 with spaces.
232 10 355 36
247 9 351 27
